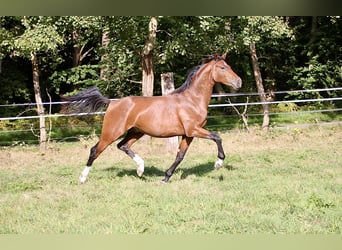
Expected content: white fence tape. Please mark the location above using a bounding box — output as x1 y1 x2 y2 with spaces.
0 87 341 121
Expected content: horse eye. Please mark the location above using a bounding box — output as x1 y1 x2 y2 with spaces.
220 66 225 70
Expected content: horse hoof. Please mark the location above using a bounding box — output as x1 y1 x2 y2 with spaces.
161 179 168 184
214 159 224 170
79 175 87 184
137 169 144 177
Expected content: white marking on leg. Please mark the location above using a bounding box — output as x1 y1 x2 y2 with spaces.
214 159 224 170
133 154 144 177
80 166 91 184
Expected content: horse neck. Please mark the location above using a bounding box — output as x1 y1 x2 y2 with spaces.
185 62 215 107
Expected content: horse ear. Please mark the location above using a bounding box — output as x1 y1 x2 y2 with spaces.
221 53 227 60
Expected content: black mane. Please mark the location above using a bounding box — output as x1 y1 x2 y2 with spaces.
171 65 202 94
171 55 223 94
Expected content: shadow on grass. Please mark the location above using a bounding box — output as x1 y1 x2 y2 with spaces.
104 165 164 178
180 162 235 180
103 161 235 181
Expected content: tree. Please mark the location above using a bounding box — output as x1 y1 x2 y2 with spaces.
1 16 341 143
142 17 158 97
287 16 342 99
249 41 270 129
12 16 63 152
156 16 233 87
0 16 32 113
100 29 110 81
237 16 293 130
47 16 104 95
98 16 149 97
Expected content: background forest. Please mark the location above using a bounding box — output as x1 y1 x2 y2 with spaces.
0 16 341 148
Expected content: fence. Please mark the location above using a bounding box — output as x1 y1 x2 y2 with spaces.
0 87 341 145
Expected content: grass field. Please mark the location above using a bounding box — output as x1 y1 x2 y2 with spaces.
0 126 341 234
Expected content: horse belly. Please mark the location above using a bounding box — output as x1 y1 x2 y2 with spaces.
138 115 184 137
134 102 185 137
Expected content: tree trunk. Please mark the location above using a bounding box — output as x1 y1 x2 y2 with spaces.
72 30 81 67
141 16 157 97
308 16 318 60
249 42 269 130
161 72 179 154
0 18 2 74
72 30 93 68
100 30 110 81
31 52 47 152
310 16 318 44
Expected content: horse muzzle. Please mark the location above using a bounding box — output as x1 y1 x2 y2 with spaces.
232 78 242 90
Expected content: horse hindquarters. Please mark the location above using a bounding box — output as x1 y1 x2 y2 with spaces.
80 100 133 183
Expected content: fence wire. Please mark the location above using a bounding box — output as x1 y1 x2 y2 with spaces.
1 87 341 121
0 87 341 144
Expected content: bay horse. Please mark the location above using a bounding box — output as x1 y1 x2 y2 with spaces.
62 54 242 183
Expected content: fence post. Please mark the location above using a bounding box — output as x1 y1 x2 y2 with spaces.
161 72 179 154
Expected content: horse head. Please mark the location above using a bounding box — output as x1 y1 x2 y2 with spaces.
211 54 242 90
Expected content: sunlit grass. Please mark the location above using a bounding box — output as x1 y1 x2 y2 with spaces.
0 126 341 233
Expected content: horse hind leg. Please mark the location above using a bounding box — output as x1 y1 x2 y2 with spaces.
117 129 145 177
79 142 98 183
80 134 118 184
79 139 110 183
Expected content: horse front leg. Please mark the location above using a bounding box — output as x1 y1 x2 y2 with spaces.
188 127 225 170
163 136 193 182
208 132 225 169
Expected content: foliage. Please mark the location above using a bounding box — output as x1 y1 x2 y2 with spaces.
155 17 233 87
47 16 105 94
49 64 102 94
237 16 293 46
0 16 341 120
289 56 341 99
2 16 340 97
286 17 342 99
0 58 31 108
13 16 64 57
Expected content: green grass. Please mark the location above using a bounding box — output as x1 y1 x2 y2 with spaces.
207 109 342 131
0 126 341 233
1 107 341 146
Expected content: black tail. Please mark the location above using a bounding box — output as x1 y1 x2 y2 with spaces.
61 86 110 113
